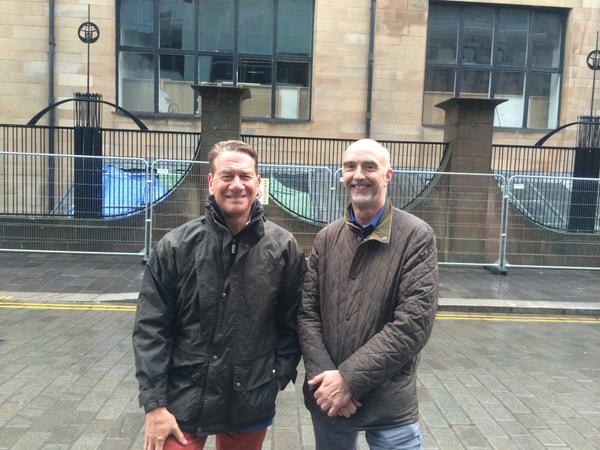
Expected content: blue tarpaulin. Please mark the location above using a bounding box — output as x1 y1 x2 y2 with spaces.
102 165 166 217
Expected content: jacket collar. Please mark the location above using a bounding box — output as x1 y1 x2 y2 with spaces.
344 198 392 244
205 196 265 239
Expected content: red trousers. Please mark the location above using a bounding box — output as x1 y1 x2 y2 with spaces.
163 429 267 450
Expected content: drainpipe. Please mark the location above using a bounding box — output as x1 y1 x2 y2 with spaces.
365 0 376 138
48 0 56 211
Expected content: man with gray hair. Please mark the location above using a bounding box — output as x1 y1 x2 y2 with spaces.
298 139 438 449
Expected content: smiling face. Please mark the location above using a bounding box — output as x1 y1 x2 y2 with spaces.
208 150 261 224
342 139 393 210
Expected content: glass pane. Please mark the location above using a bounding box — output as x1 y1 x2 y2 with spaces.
198 55 233 83
423 68 455 125
239 0 273 55
496 9 528 67
531 12 562 68
119 52 155 112
277 0 313 55
527 73 560 129
120 0 154 47
159 54 194 114
239 59 272 117
461 7 493 65
159 0 194 49
494 71 524 128
199 0 234 51
426 4 458 64
276 61 309 119
460 70 490 97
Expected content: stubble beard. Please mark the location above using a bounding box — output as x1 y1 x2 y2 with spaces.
348 190 376 208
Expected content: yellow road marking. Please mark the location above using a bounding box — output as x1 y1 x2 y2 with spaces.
0 295 14 300
437 313 600 324
0 302 598 323
0 301 136 312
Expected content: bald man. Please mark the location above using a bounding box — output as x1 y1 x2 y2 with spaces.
298 139 439 449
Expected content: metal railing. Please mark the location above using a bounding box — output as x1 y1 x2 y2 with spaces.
243 134 447 169
2 125 447 170
0 152 149 256
0 124 202 161
503 175 600 269
1 151 599 270
492 144 576 176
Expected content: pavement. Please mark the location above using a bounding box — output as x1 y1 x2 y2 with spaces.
1 251 600 449
0 298 599 450
1 251 599 316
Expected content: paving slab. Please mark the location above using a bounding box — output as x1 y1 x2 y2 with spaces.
2 252 599 315
1 307 599 450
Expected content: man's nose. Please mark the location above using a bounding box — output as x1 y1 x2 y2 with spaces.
353 166 365 179
229 176 244 190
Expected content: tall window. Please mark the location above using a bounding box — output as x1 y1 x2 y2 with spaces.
424 2 565 129
117 0 314 120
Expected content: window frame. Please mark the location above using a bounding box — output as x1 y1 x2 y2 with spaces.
115 0 314 122
423 1 567 130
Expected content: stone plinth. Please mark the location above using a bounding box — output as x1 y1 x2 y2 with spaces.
191 85 251 162
435 98 507 271
436 97 506 174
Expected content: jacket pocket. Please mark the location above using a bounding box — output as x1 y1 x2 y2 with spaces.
167 347 207 421
229 356 278 425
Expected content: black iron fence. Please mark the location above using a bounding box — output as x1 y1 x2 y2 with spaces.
1 124 201 162
243 134 446 169
492 144 576 176
2 125 447 169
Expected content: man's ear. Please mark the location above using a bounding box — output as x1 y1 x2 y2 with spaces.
208 172 214 195
385 167 393 184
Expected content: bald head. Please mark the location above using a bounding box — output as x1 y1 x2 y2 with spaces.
345 139 391 170
342 139 393 212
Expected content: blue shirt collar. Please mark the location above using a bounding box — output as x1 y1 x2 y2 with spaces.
349 204 386 237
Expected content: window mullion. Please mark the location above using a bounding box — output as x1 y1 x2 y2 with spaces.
154 0 159 114
272 0 278 118
523 9 534 128
489 8 498 99
234 0 239 86
455 5 463 96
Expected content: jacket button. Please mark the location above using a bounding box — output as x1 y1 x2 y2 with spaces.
235 381 241 388
221 292 227 298
345 315 351 321
351 274 356 280
212 355 218 360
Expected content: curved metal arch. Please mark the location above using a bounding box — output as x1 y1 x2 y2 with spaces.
27 98 148 131
534 121 596 147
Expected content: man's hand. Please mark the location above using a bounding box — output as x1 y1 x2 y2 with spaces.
335 398 363 418
308 370 356 417
144 406 187 450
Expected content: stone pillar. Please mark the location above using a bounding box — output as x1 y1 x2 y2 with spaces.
191 85 251 161
154 85 251 222
435 98 507 273
436 98 506 174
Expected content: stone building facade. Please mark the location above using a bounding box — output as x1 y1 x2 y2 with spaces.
1 0 599 146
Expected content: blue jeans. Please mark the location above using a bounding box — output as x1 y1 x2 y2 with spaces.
310 412 422 450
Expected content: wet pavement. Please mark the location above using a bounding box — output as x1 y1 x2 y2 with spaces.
0 305 598 449
1 252 599 315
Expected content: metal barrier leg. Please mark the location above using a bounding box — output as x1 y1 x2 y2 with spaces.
143 166 152 264
484 177 508 275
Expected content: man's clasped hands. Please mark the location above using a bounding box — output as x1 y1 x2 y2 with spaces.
308 370 362 418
